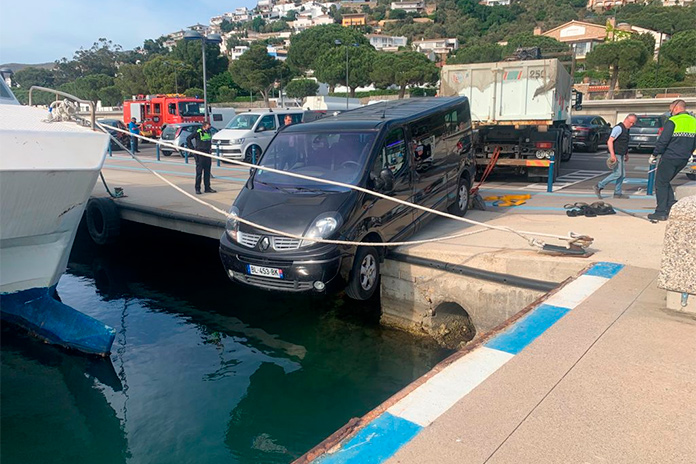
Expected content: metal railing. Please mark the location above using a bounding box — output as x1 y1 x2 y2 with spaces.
28 86 97 130
585 87 696 101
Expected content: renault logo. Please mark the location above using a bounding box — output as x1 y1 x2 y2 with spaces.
260 236 270 251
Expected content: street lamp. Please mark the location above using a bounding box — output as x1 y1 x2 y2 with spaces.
334 40 359 110
184 30 222 122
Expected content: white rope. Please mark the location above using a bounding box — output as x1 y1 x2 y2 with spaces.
99 123 594 249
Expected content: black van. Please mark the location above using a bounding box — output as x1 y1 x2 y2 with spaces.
219 97 475 300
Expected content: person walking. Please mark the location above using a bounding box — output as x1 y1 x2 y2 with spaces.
128 117 141 153
186 122 217 195
648 100 696 221
593 114 637 199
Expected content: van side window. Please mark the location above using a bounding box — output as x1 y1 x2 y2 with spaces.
213 114 223 121
279 113 303 126
168 103 177 115
258 114 276 131
373 128 407 177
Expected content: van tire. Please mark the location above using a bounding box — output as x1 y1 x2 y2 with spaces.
245 145 261 164
346 246 380 301
162 150 172 157
449 176 471 216
86 197 121 245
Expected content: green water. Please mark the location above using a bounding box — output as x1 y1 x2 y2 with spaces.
1 225 450 464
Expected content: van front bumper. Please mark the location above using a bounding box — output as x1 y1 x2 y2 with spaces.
219 233 347 293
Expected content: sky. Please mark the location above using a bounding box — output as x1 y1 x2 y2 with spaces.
0 0 254 65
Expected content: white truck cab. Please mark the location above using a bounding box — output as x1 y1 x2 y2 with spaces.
212 109 304 162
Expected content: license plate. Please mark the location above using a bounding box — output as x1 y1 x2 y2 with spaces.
247 264 284 279
634 136 649 141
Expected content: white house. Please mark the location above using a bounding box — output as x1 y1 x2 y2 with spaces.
367 34 408 51
390 1 424 12
414 38 459 57
231 46 250 61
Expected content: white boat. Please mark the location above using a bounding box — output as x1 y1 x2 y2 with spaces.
0 79 115 355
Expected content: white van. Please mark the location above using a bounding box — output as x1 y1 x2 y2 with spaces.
210 108 236 131
212 109 304 162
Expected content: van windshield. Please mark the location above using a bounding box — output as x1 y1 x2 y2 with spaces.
254 131 376 190
226 114 260 130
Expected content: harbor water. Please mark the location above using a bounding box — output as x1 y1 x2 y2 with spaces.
1 223 450 464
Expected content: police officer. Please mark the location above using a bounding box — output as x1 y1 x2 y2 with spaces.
648 100 696 221
186 122 216 194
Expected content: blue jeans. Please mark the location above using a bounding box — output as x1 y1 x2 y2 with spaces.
597 155 625 195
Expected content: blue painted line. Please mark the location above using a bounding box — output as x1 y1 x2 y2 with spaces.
109 155 249 172
485 304 571 355
623 178 648 184
103 164 247 182
584 262 624 279
315 413 422 464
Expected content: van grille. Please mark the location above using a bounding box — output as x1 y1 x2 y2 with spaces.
238 231 261 248
237 232 301 251
233 273 314 292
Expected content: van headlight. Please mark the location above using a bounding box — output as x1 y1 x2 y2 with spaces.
232 138 245 144
301 212 342 247
226 206 240 242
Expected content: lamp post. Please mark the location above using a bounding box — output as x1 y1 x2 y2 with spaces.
334 40 359 110
163 61 184 94
184 30 222 122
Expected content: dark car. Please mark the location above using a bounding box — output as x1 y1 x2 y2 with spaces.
571 115 612 152
98 118 130 150
628 114 667 152
219 97 476 300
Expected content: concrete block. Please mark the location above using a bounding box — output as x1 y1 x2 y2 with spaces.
657 195 696 295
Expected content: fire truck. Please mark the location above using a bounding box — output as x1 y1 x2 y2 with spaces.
123 94 206 139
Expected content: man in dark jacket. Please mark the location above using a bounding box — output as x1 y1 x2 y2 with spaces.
648 100 696 221
593 114 637 199
186 122 216 194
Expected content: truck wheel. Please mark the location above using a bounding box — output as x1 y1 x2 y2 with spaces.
449 176 471 216
346 246 380 301
561 134 573 162
86 198 121 246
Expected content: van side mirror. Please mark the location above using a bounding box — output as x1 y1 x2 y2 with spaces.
256 126 266 132
372 168 394 192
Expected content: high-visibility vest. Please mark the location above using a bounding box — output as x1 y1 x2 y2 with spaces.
197 128 212 141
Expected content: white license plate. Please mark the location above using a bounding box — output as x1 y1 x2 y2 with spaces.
247 264 284 279
634 136 649 141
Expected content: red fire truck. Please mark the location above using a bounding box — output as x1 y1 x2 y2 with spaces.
123 94 206 139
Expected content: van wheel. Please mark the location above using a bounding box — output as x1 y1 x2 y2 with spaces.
346 246 380 301
449 176 471 216
162 150 172 157
245 146 261 164
86 197 121 245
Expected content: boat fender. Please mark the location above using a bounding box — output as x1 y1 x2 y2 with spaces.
86 197 121 245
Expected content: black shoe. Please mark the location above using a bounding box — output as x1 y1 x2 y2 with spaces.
195 190 202 195
593 185 602 199
204 188 217 193
647 213 667 221
613 193 628 199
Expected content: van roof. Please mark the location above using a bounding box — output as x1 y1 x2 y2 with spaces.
285 97 468 132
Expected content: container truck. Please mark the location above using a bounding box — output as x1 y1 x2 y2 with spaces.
440 59 576 181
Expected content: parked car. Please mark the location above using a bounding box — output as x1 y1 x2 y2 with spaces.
212 109 306 162
682 158 696 181
629 114 667 152
160 123 218 157
571 115 612 152
219 97 476 300
98 118 130 150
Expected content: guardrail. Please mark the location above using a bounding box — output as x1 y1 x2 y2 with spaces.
28 86 96 130
585 87 696 101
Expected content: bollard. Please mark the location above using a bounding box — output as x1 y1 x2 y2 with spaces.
185 150 189 164
252 145 257 164
647 164 656 195
156 143 160 161
216 144 221 167
130 137 135 153
546 153 555 193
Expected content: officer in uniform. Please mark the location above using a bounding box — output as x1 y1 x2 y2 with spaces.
186 122 217 194
648 100 696 221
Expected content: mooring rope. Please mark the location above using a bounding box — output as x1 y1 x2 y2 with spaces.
98 124 594 250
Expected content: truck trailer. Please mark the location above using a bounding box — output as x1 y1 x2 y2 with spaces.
440 59 575 181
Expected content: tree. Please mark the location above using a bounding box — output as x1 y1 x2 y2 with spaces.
142 56 196 93
633 32 655 58
585 40 650 98
390 9 407 20
503 33 568 56
170 40 229 87
208 71 243 101
59 74 114 105
285 79 319 99
634 62 684 89
115 63 148 97
12 67 54 89
142 36 169 58
72 38 122 76
98 86 123 106
371 52 438 98
220 20 236 33
215 86 238 102
448 43 504 64
287 24 369 72
184 88 204 98
314 45 376 97
229 44 289 104
660 30 696 69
